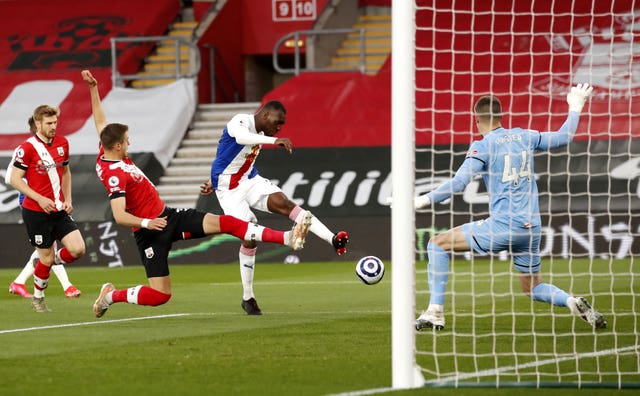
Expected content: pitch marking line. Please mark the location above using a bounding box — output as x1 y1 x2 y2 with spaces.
427 343 640 384
0 313 191 334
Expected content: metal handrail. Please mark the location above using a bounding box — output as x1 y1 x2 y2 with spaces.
273 28 366 75
202 44 240 103
110 36 201 87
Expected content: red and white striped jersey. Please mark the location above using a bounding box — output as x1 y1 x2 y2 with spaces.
12 135 69 213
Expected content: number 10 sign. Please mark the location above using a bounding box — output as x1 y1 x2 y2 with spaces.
273 0 317 21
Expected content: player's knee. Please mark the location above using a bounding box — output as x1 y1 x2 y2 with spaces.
68 242 86 259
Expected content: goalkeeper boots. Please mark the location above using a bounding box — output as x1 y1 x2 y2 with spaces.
332 231 349 255
241 298 263 315
290 211 313 250
415 309 445 331
569 297 606 329
93 283 115 318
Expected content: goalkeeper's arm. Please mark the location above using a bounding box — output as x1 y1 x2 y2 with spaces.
538 83 594 150
415 158 476 209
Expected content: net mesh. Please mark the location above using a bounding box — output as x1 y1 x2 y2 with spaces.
413 0 640 387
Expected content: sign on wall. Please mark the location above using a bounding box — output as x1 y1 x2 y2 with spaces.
273 0 316 21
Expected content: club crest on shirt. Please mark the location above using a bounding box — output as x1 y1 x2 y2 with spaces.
145 247 154 259
57 147 64 156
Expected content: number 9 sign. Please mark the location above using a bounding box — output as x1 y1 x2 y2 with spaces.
273 0 317 21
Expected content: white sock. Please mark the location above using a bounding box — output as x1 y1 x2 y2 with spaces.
51 264 72 290
243 223 265 242
34 289 45 298
293 209 334 245
13 250 38 284
239 246 257 300
427 304 444 313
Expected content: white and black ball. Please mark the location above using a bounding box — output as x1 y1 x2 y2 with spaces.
355 256 385 285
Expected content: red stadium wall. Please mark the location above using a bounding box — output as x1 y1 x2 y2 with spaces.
195 0 328 103
261 0 638 148
0 0 180 151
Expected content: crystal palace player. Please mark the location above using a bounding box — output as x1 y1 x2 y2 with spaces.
413 83 606 331
81 70 312 318
8 106 86 312
199 100 349 315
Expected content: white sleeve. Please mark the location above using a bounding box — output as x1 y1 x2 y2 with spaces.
4 148 17 184
227 115 277 146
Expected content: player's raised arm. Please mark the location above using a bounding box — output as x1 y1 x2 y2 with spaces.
81 70 107 137
538 83 594 150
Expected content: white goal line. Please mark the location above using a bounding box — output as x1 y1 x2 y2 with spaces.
424 344 640 385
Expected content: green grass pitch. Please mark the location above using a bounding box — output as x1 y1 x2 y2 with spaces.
0 259 638 396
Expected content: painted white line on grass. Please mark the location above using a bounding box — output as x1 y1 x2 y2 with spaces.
425 344 640 384
329 344 640 395
0 313 190 334
208 280 365 286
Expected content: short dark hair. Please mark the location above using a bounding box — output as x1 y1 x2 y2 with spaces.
100 123 129 149
474 96 502 122
261 100 286 114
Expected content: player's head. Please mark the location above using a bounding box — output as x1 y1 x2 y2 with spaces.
474 96 502 134
27 116 36 134
255 100 286 136
100 123 130 157
32 104 60 140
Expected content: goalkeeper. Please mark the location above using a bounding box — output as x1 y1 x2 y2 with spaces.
414 83 606 331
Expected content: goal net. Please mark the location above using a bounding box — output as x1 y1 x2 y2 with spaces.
392 0 640 389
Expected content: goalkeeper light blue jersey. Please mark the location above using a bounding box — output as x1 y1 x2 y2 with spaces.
426 112 581 228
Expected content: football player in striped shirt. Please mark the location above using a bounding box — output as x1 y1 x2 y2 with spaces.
200 100 349 315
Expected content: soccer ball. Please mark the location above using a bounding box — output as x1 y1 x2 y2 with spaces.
284 254 300 264
355 256 385 285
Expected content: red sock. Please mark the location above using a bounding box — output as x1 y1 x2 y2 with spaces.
111 286 171 306
57 247 78 264
33 261 51 291
218 215 249 238
260 228 285 244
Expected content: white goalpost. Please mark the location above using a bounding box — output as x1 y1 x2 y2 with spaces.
392 0 640 389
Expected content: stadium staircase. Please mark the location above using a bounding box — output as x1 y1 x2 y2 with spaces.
328 11 391 75
131 20 199 88
156 102 261 208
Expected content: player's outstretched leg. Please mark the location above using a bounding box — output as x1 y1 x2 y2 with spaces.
568 296 606 329
332 231 349 255
290 211 313 250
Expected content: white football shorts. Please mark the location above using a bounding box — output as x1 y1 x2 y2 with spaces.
215 175 281 222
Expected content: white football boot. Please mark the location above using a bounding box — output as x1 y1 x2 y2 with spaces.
568 296 606 329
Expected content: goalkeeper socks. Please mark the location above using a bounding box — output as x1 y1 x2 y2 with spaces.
111 285 171 306
427 241 449 305
239 246 257 300
531 282 570 307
